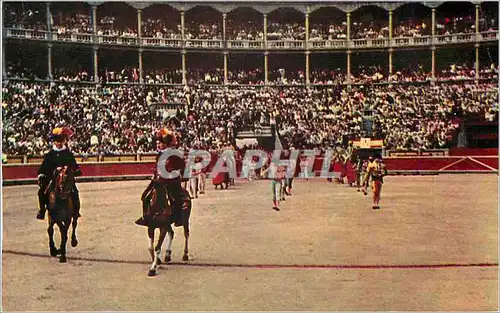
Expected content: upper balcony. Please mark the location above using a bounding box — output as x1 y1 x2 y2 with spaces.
3 1 498 51
4 27 498 51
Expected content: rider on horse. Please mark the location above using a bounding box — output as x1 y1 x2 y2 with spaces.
36 127 82 220
137 128 188 226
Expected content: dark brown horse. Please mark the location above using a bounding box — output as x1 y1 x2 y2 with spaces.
45 166 79 263
139 183 192 277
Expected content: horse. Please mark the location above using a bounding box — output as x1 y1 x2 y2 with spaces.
45 166 79 263
139 183 192 277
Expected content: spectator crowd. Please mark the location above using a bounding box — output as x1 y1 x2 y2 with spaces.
6 61 498 86
2 80 498 157
3 3 498 158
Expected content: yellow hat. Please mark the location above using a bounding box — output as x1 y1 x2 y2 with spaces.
52 127 73 140
155 128 177 146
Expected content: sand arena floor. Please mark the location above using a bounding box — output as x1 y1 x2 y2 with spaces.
2 174 498 311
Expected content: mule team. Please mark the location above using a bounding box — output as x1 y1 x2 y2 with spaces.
35 126 387 274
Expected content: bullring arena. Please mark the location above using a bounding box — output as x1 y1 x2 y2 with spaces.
2 173 498 311
2 0 500 310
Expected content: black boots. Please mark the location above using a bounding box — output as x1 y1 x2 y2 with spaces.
36 209 46 220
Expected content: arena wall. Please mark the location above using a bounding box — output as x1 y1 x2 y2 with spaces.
2 155 497 186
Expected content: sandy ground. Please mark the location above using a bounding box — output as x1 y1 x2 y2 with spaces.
2 174 498 311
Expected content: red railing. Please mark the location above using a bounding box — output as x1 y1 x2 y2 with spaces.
2 155 497 183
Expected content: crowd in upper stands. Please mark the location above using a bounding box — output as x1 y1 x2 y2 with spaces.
4 3 498 40
5 60 499 86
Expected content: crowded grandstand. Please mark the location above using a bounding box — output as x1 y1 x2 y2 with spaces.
2 2 499 308
2 1 499 158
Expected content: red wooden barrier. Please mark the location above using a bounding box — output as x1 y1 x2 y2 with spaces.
2 156 497 182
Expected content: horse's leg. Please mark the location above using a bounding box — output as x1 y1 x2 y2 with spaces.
154 226 168 265
182 220 190 261
47 218 58 257
58 220 68 263
69 198 78 247
147 227 155 261
71 216 78 247
164 225 174 263
147 227 159 277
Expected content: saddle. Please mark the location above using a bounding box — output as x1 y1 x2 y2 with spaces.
136 183 190 227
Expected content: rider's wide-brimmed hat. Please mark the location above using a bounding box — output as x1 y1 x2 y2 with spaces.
51 127 73 142
155 128 177 146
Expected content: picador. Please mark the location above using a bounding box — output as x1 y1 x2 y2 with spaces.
36 127 82 220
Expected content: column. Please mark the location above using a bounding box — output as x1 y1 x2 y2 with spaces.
181 11 185 41
305 12 310 47
264 52 269 85
47 43 53 80
475 4 480 37
93 46 99 82
263 13 268 49
431 8 436 38
347 50 351 84
388 10 393 80
224 51 228 85
2 44 6 79
92 5 97 33
475 43 480 84
305 9 310 85
431 46 436 85
222 13 227 42
346 12 351 41
475 4 480 84
431 8 436 85
92 5 97 42
388 48 393 78
182 50 187 85
137 9 142 38
46 2 53 77
138 49 143 84
305 51 310 86
388 10 393 41
46 2 52 39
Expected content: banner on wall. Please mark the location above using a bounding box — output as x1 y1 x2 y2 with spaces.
352 138 384 149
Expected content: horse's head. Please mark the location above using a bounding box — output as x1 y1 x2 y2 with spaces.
146 187 173 224
53 166 75 198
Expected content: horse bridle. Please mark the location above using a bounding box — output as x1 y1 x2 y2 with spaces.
46 167 73 198
147 185 174 217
